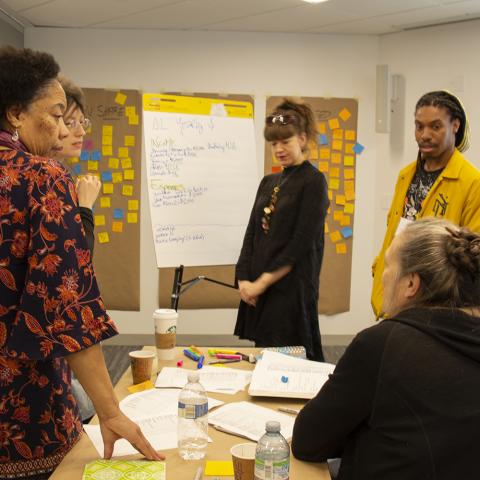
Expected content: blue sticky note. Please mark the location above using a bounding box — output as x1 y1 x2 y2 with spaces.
113 208 124 219
353 142 365 154
281 376 289 383
341 227 353 239
73 164 81 175
91 150 101 161
318 134 328 145
80 151 90 161
101 171 113 182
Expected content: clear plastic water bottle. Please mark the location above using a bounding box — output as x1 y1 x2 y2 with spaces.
177 372 208 460
254 421 290 480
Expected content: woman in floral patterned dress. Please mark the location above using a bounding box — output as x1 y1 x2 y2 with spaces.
0 46 163 479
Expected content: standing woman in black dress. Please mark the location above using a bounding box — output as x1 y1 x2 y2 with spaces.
235 98 329 361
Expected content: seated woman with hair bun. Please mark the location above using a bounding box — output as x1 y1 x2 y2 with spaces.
292 217 480 480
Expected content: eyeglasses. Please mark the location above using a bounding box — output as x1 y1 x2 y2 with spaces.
266 114 298 126
65 118 91 131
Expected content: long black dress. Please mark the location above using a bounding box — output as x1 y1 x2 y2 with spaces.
235 160 329 361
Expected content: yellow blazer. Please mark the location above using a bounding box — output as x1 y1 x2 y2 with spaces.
371 149 480 317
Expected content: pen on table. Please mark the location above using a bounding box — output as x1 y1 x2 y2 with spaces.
215 353 242 360
192 465 203 480
190 345 203 356
208 359 241 365
197 355 205 369
278 407 300 415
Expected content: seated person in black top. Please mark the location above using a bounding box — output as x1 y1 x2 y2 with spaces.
292 218 480 480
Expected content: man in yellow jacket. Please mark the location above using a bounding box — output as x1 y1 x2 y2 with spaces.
372 91 480 318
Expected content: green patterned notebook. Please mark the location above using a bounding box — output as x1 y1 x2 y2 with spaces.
82 459 166 479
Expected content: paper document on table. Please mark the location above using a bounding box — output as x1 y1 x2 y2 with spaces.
208 401 295 442
120 388 224 419
84 413 213 457
248 351 335 399
155 366 251 394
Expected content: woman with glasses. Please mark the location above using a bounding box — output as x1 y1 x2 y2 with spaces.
235 98 329 361
53 76 101 256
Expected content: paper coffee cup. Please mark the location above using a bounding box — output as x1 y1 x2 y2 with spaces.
129 350 155 384
154 309 178 360
231 443 256 480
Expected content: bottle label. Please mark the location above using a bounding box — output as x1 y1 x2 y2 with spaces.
178 402 208 419
254 458 289 480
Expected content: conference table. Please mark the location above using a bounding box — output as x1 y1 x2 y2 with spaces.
51 346 331 479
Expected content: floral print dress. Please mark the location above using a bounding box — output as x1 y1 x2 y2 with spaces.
0 146 118 478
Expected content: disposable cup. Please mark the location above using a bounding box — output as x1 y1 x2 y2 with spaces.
231 443 256 480
129 350 155 384
154 309 178 360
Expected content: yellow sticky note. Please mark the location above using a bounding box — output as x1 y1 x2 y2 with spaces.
329 118 340 130
125 106 136 117
127 212 138 223
345 190 356 202
344 168 355 179
328 190 333 201
336 195 346 206
345 143 355 154
122 185 133 196
127 380 154 393
102 125 113 136
345 180 355 192
100 197 111 208
332 140 343 151
336 242 347 254
108 157 120 169
331 152 342 164
103 183 114 194
344 203 355 214
94 215 105 226
317 122 326 134
98 232 109 244
112 221 123 233
345 130 356 141
334 210 343 222
124 135 136 147
102 135 113 146
330 231 341 243
115 92 127 105
330 167 340 178
121 158 132 169
102 145 113 156
128 115 139 126
325 222 329 234
112 172 123 183
118 147 129 158
124 169 135 180
329 178 340 190
339 108 351 122
204 461 234 476
318 161 329 173
87 160 98 171
341 215 351 226
69 156 79 163
128 199 139 211
319 148 330 160
344 155 355 166
310 147 318 160
333 129 344 139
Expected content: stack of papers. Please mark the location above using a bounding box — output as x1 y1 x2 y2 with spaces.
248 351 335 399
208 401 295 442
83 459 165 480
155 366 251 395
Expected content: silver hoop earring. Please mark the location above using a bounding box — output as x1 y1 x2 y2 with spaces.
11 129 19 142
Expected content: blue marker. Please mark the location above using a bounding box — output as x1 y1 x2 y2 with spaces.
183 349 200 361
197 355 205 369
281 376 289 383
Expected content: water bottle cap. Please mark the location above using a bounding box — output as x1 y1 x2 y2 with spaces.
265 421 281 433
187 372 200 383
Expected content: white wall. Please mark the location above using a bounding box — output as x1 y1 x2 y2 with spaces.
25 28 380 338
0 16 23 47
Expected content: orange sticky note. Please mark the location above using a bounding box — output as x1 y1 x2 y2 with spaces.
330 167 340 178
325 222 329 234
121 158 133 169
124 135 135 147
100 197 111 208
344 155 355 166
336 195 346 206
345 180 355 192
344 168 355 179
112 221 123 233
87 160 98 171
102 125 113 136
330 231 341 243
334 210 343 222
341 215 351 226
336 242 347 254
319 148 330 160
333 129 344 139
127 212 138 223
329 178 340 190
108 157 119 169
331 152 342 164
102 135 113 146
98 232 109 244
317 122 326 134
103 183 113 194
345 190 356 202
118 147 129 158
124 169 135 180
102 145 113 156
112 172 123 183
128 200 139 211
115 92 127 105
345 130 356 141
329 118 340 130
122 185 133 196
344 203 355 214
332 140 343 151
318 161 329 173
339 108 351 122
345 143 355 154
94 215 105 226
